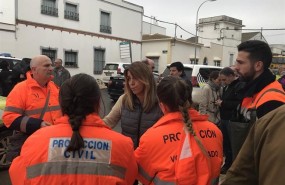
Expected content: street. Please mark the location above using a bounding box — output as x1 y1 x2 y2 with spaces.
0 88 118 184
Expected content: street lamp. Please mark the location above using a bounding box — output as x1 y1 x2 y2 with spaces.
194 0 216 64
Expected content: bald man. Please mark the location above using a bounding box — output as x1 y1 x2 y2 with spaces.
142 58 155 72
3 55 62 162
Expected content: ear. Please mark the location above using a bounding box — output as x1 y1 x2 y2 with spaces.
255 61 263 72
159 102 169 115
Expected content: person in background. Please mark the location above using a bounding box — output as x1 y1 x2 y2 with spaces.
135 76 223 185
9 73 137 185
278 65 285 87
2 55 62 162
10 58 31 86
142 58 155 72
0 60 13 96
222 40 285 185
169 61 192 88
52 58 71 87
215 67 245 174
103 61 162 149
199 71 222 125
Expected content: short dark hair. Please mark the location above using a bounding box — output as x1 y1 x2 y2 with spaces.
209 71 220 81
237 40 272 69
220 67 235 76
170 61 184 72
0 60 9 69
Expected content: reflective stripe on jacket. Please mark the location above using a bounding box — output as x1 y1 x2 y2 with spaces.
135 109 223 185
9 113 137 185
241 80 285 121
2 72 62 134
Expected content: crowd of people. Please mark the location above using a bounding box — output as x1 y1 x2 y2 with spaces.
1 40 285 185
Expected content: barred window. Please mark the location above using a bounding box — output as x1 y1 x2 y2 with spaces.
42 48 57 62
64 3 79 21
94 49 105 74
65 51 78 68
41 0 58 17
100 11 111 34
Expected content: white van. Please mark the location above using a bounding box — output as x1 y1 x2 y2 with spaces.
102 63 131 85
161 64 223 104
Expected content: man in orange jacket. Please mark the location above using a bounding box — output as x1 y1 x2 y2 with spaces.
2 55 62 161
135 76 223 185
222 41 285 185
9 73 137 185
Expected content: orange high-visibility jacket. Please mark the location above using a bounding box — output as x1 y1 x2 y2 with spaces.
2 72 62 134
241 80 285 120
9 113 138 185
135 109 223 185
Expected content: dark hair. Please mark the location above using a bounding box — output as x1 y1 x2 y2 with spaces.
209 71 220 81
60 73 101 152
220 67 235 76
237 40 272 69
157 76 195 136
170 61 184 72
0 60 9 69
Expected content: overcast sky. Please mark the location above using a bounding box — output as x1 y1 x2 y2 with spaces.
127 0 285 45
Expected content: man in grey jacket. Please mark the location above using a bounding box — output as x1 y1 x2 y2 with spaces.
52 58 71 87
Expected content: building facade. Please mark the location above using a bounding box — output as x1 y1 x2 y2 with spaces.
0 0 143 79
198 15 244 67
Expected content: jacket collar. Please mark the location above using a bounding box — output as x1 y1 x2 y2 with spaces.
26 71 54 89
153 108 209 128
54 113 111 129
242 69 276 97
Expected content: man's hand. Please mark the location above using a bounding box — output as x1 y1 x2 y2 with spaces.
41 121 51 128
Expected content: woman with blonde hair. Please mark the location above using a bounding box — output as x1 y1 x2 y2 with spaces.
104 61 162 149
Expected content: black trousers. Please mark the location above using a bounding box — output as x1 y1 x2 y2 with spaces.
220 119 232 168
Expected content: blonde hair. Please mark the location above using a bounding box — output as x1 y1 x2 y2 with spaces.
123 61 157 112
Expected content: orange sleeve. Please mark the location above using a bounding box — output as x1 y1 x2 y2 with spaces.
3 83 26 128
134 134 157 185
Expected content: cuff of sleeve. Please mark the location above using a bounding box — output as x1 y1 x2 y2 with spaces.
26 117 43 135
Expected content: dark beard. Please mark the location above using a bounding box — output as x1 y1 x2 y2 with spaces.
238 68 255 82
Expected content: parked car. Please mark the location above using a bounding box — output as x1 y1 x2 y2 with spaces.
0 96 13 170
161 64 223 104
102 63 131 86
0 55 22 72
107 72 159 101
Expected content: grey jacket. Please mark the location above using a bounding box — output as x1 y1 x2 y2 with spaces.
52 67 71 87
103 94 163 148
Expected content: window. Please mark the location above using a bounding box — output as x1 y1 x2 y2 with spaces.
190 58 199 64
64 3 79 21
41 0 58 17
214 60 221 66
229 54 234 66
94 49 105 74
42 48 57 62
65 51 78 67
100 11 111 34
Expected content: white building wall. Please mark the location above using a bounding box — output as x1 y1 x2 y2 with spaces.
0 0 15 24
142 40 169 73
171 42 195 64
1 0 143 79
142 22 166 35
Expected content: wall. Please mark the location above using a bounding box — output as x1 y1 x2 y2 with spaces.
142 22 166 35
1 0 143 80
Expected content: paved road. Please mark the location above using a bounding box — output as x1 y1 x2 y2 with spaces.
0 88 118 184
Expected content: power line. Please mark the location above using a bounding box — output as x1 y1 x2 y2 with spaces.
143 14 217 40
143 15 285 41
